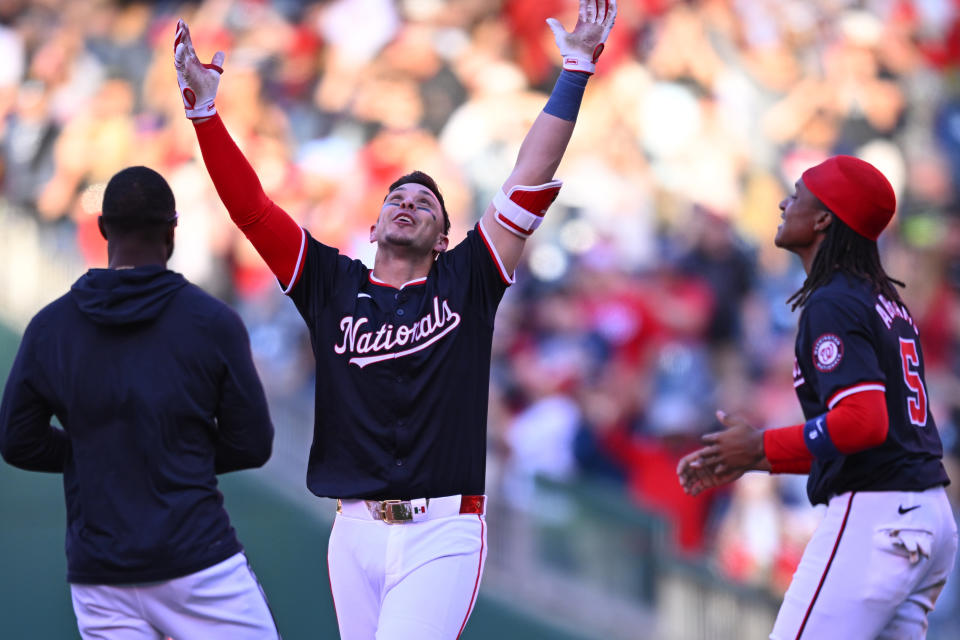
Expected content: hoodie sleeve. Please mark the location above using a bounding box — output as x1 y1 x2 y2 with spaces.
0 320 68 472
211 307 274 474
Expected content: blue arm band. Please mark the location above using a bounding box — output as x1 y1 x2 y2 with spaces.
803 413 843 460
543 70 589 122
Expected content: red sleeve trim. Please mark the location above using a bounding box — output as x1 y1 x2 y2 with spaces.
827 382 886 409
281 227 307 294
477 220 515 285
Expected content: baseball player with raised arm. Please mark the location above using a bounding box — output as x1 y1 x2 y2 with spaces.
677 156 958 639
173 1 616 637
0 166 278 640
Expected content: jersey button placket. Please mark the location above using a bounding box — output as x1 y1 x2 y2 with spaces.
391 289 410 470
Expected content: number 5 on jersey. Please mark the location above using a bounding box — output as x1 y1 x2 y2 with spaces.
899 337 928 426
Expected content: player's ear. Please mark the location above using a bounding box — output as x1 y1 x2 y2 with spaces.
166 224 176 260
433 233 448 254
370 223 378 243
97 215 108 240
813 210 833 233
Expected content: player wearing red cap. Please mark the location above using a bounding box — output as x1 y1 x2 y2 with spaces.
678 155 958 639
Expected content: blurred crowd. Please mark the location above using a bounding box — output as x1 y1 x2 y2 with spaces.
2 0 960 614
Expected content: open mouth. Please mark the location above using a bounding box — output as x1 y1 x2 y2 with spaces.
393 213 414 226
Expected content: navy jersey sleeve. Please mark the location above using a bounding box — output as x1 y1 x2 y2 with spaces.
287 231 369 324
437 222 512 323
210 306 274 474
798 295 886 409
0 316 68 472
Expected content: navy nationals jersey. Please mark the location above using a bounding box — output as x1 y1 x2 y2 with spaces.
793 274 949 504
287 222 512 500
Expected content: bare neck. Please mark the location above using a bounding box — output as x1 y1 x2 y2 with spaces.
371 248 435 288
107 244 168 270
796 239 824 275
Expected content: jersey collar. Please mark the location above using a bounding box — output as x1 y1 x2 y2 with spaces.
368 272 428 290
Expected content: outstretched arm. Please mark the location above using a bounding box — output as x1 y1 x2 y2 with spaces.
481 0 617 274
679 387 891 495
174 20 306 292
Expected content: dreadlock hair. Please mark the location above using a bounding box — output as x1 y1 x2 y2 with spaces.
386 171 450 235
787 212 905 311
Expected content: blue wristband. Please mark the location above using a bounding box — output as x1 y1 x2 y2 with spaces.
803 413 843 460
543 70 589 122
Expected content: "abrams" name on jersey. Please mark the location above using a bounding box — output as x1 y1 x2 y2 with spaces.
874 294 919 334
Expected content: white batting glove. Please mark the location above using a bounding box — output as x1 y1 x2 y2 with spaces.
546 0 617 75
173 19 225 120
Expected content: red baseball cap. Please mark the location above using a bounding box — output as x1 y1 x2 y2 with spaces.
801 155 896 241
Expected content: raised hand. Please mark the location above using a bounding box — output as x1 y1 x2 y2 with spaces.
546 0 617 74
173 19 225 120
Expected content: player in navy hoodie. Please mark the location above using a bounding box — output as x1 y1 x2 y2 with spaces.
0 166 280 639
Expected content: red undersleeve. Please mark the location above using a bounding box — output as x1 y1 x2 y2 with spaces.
763 425 810 473
763 389 888 472
770 456 812 474
194 115 304 289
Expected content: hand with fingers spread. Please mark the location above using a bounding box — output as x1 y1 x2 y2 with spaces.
173 19 225 120
546 0 617 74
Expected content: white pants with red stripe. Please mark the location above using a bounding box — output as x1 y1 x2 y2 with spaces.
328 497 487 640
772 486 958 640
70 552 279 640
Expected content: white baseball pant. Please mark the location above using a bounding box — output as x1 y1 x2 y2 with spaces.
328 494 487 640
772 486 958 640
70 551 280 640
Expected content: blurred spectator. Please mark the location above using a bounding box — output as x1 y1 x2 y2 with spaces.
676 205 755 348
598 389 719 555
1 80 57 210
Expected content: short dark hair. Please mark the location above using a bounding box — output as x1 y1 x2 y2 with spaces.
386 171 450 235
101 166 176 228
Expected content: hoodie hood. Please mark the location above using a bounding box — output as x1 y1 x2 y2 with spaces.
70 265 188 326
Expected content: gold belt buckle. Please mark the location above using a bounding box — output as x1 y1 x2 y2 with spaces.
380 499 413 524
